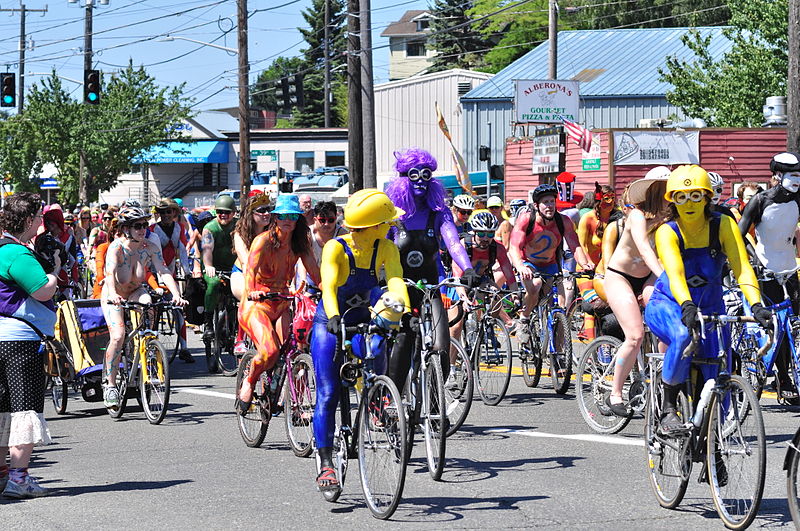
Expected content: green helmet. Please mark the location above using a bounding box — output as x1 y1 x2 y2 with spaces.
215 194 236 212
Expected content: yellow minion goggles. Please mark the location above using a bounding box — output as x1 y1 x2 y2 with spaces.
671 190 707 205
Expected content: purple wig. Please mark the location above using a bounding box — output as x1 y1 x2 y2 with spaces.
386 148 448 219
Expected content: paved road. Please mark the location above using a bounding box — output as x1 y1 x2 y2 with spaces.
3 333 797 529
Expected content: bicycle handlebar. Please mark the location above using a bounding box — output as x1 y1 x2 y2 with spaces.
681 312 774 360
117 300 184 311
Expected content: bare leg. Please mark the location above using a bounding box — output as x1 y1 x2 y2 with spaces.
605 271 644 403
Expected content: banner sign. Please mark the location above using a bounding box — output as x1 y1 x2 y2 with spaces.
613 131 700 166
532 129 562 174
582 140 602 171
515 80 580 124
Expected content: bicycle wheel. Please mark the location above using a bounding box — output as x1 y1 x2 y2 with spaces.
549 311 573 395
576 336 634 434
235 351 270 447
48 375 68 415
519 317 543 388
567 296 585 344
644 382 690 509
157 309 180 364
212 307 237 376
786 430 800 527
285 352 316 458
475 318 513 406
707 375 766 530
357 375 408 520
139 339 171 425
423 354 447 481
445 338 473 437
106 348 129 419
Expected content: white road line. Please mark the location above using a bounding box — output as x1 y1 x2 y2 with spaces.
174 387 236 400
486 428 644 447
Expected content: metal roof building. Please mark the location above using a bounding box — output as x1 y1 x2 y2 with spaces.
460 27 734 171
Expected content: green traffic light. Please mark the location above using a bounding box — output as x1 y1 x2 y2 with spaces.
2 95 12 104
88 93 97 102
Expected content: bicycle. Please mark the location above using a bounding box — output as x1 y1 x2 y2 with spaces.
444 336 473 437
315 306 408 520
785 424 800 526
644 312 769 530
576 324 657 434
518 271 579 394
458 284 514 406
204 271 239 376
235 292 315 457
105 299 180 424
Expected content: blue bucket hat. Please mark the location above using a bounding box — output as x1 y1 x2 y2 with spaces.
271 194 304 215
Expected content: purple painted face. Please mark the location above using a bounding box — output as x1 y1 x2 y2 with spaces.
405 166 434 197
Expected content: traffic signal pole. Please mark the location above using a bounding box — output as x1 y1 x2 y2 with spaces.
0 4 47 112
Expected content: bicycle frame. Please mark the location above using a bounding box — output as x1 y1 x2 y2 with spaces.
534 273 567 356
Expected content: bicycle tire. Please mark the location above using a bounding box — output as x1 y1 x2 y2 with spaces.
786 431 800 527
423 354 447 480
566 296 585 345
707 374 766 530
140 339 171 425
157 309 180 364
357 375 408 520
644 383 690 509
235 351 270 447
445 338 473 437
475 317 513 406
520 317 543 388
106 345 129 419
285 352 316 458
217 306 239 377
48 375 68 415
576 336 633 434
205 336 219 374
549 311 573 394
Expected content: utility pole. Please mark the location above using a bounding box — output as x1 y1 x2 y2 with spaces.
548 0 558 79
323 0 331 128
0 4 47 111
237 0 252 195
80 1 93 205
347 0 363 192
360 0 376 187
789 0 800 151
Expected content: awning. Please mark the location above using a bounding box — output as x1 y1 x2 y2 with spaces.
133 141 229 164
436 171 503 193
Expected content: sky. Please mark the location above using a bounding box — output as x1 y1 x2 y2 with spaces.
0 0 429 113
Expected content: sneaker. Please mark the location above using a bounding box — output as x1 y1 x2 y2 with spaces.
515 319 530 343
233 341 247 356
177 349 195 364
659 409 687 435
2 475 49 498
103 386 120 410
202 324 214 342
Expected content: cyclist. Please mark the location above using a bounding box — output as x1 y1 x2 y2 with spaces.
37 208 82 297
148 198 193 363
602 168 668 416
498 198 526 248
200 195 238 341
100 207 187 410
738 152 800 400
236 195 320 412
707 171 735 219
311 189 408 494
385 148 479 390
486 196 506 224
509 184 593 342
643 165 771 434
451 194 475 235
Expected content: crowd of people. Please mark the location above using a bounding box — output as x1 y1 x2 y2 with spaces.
0 145 794 504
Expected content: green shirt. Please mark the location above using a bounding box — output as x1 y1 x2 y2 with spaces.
205 218 237 271
0 243 48 294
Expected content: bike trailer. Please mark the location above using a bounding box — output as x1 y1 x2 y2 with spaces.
55 299 108 377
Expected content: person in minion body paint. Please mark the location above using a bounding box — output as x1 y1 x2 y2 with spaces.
310 189 410 495
644 165 772 433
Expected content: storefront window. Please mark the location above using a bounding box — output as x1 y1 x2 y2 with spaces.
325 151 345 167
295 151 314 172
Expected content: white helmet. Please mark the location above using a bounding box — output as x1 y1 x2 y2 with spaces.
452 194 475 211
707 171 724 204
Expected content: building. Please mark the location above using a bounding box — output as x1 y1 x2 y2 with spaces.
461 27 734 173
374 69 493 186
381 10 436 81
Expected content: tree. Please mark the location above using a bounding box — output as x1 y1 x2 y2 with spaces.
427 0 487 72
659 0 787 127
24 63 193 203
0 116 44 193
572 0 729 30
251 56 304 111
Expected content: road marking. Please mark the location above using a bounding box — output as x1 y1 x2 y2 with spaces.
174 387 236 400
486 428 644 447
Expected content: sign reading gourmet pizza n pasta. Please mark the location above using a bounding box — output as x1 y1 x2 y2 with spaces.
613 131 700 166
514 80 580 124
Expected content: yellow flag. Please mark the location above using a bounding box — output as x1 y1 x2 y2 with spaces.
435 101 472 194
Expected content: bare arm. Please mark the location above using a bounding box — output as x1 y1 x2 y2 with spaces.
148 243 186 304
104 241 123 304
629 209 663 277
201 228 215 277
564 220 593 270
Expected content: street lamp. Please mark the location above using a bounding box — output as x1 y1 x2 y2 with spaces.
160 36 237 55
27 72 83 85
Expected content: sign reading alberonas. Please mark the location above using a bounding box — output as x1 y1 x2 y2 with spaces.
514 80 580 124
613 131 700 166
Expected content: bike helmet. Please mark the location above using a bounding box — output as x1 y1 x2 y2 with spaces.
664 165 712 202
452 194 475 211
469 211 499 232
121 198 141 208
770 152 800 175
509 198 527 218
344 189 404 228
707 171 724 203
531 184 557 203
117 206 148 225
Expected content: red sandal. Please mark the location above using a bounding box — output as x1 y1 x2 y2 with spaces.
316 467 340 493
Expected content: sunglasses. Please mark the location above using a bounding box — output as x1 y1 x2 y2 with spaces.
131 222 148 230
475 231 495 238
456 209 472 216
80 216 91 221
103 217 113 221
405 167 433 181
672 190 706 205
275 213 300 221
316 216 336 224
217 210 233 216
253 206 270 214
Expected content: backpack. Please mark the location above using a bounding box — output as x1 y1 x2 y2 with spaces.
183 276 207 325
464 238 497 276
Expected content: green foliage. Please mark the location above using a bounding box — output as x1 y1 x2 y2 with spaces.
0 116 43 193
18 63 193 203
251 56 304 111
428 0 487 72
660 0 786 127
572 0 729 30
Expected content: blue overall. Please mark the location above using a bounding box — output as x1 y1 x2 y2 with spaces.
311 238 385 448
644 214 730 386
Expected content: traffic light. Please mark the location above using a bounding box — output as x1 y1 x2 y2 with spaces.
292 74 304 109
279 74 305 113
84 69 100 104
1 73 16 108
479 145 491 161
